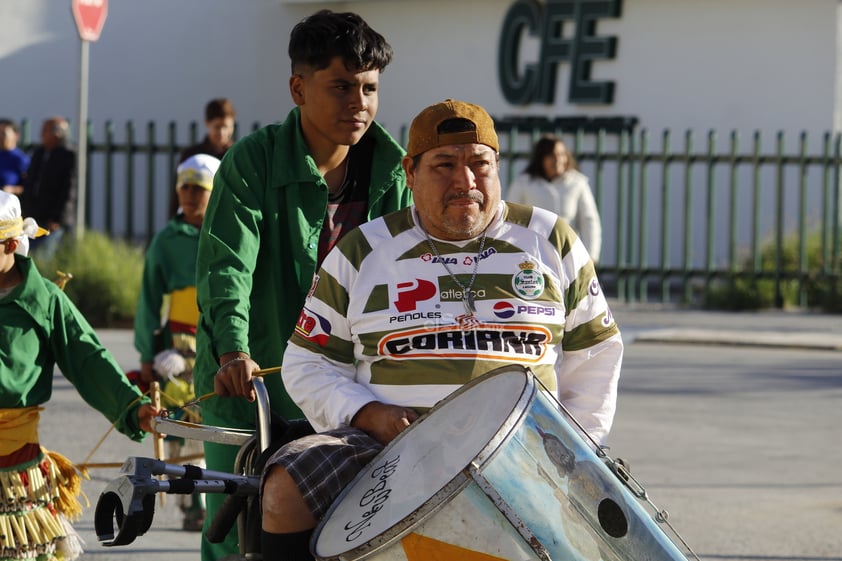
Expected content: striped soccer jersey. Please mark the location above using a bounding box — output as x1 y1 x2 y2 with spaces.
283 201 622 439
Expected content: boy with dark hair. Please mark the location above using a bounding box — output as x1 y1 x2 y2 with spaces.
194 10 411 559
172 98 237 216
179 98 237 164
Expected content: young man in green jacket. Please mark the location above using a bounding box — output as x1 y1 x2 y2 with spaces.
194 10 411 559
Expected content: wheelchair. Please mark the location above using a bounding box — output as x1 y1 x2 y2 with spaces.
93 367 701 561
94 377 313 560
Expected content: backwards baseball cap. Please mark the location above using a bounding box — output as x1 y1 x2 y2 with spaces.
176 154 221 191
405 99 499 158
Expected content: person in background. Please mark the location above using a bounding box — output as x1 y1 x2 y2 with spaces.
214 99 623 561
133 154 221 532
169 98 236 217
194 10 412 560
0 190 158 561
21 117 76 258
507 134 603 262
0 118 30 195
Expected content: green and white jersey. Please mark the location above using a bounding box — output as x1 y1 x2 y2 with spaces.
283 201 623 441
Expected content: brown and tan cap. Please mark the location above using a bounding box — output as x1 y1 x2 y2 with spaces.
406 99 499 158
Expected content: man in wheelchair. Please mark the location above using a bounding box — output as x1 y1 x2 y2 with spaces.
214 99 624 561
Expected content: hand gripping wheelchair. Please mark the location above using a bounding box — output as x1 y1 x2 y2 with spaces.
94 377 314 560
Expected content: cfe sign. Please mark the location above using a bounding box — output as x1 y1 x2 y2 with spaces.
71 0 108 42
497 0 621 105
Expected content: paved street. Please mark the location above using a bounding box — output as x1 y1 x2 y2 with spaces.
39 301 842 561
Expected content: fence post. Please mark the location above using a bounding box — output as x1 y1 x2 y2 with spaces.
125 121 135 241
704 130 716 296
660 129 671 301
637 128 649 301
682 130 694 303
751 132 762 274
774 131 785 309
168 121 178 201
728 131 739 273
146 121 156 242
797 131 808 307
104 120 114 236
615 130 628 301
832 133 841 306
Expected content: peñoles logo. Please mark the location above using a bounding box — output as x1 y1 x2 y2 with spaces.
393 279 437 312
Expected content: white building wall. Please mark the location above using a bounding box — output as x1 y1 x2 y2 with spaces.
1 0 838 265
1 1 836 139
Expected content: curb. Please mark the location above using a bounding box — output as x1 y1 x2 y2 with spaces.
631 328 842 351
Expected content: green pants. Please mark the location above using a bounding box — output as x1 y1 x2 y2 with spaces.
200 411 245 561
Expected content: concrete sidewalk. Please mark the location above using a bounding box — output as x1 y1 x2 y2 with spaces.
608 300 842 351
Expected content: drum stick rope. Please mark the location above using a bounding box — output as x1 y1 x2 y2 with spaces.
77 452 205 470
162 366 282 417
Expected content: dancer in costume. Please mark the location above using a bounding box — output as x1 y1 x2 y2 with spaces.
0 190 158 560
133 154 220 531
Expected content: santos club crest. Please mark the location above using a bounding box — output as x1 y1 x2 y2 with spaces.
512 260 544 299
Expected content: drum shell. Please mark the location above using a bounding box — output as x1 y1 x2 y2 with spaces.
313 365 689 561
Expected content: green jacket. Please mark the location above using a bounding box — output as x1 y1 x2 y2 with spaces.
195 107 411 426
134 216 200 362
0 255 148 440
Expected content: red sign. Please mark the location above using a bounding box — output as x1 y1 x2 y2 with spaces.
71 0 108 42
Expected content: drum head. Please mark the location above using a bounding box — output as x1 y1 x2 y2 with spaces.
314 365 534 559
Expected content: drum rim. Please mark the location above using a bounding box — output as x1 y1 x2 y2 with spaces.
312 364 537 560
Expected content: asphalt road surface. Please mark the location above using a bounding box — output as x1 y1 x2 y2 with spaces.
39 305 842 561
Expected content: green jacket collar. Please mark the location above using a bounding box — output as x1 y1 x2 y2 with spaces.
4 255 53 330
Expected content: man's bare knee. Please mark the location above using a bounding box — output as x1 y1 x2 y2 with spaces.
262 465 317 533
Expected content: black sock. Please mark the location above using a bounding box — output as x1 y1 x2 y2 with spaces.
261 529 314 561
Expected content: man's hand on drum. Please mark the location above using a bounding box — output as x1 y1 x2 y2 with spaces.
351 401 419 445
214 352 260 402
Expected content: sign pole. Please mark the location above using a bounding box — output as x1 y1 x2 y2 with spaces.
76 38 89 241
71 0 108 240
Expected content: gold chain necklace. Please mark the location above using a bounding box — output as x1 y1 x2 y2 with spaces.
422 227 488 316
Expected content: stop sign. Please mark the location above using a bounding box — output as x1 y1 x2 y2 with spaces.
71 0 108 42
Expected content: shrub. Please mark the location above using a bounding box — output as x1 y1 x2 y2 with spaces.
703 231 841 312
33 232 144 327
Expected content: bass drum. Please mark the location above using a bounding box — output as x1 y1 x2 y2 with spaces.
313 364 690 561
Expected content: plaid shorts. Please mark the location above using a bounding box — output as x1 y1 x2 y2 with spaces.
262 427 383 519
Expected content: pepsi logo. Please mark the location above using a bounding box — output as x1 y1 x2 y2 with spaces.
493 301 516 319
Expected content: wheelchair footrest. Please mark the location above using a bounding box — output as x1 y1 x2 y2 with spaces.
94 456 260 546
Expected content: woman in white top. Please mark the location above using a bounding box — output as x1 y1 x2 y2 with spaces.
507 135 602 262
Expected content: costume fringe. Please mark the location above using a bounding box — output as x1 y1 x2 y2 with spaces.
43 451 89 522
0 450 88 560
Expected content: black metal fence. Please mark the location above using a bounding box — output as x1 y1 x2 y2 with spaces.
16 118 842 309
484 121 841 310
